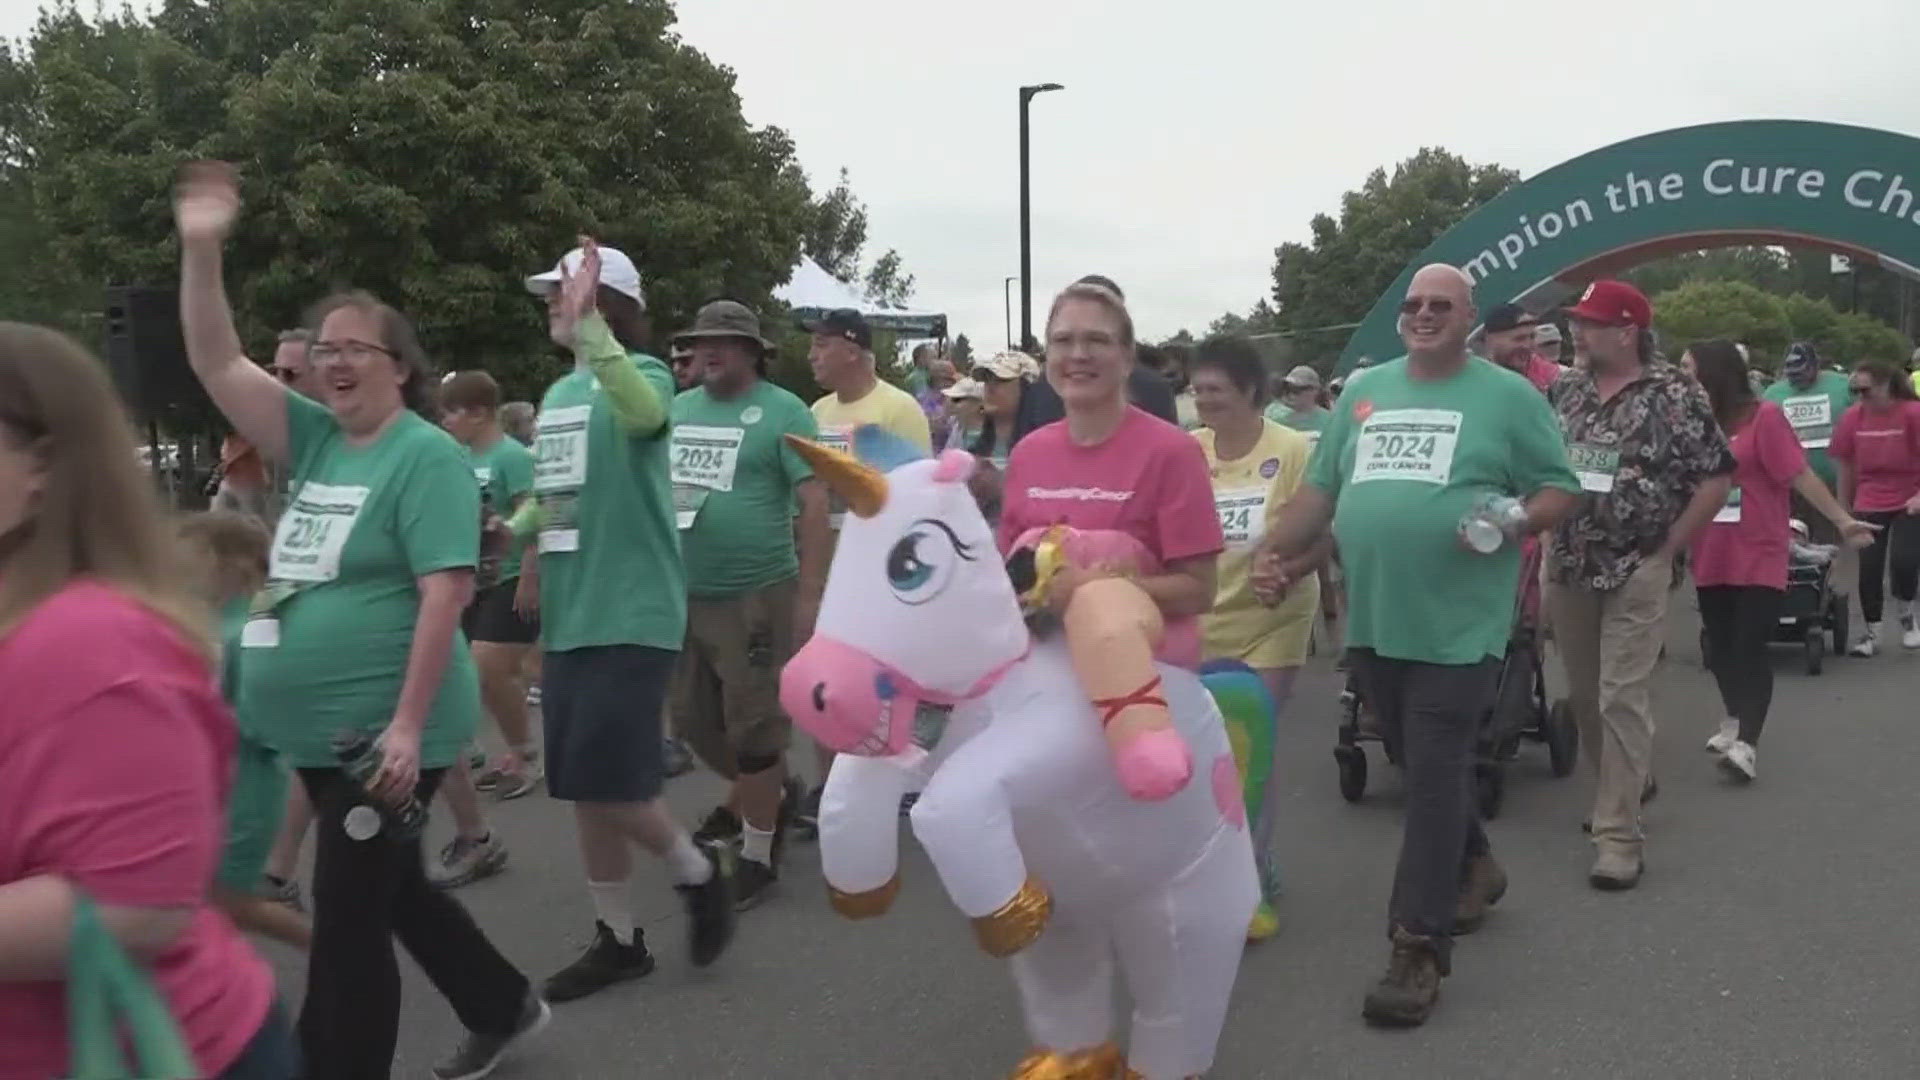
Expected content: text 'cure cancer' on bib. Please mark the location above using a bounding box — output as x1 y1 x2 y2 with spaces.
1351 408 1463 486
1214 487 1268 548
1782 394 1834 449
1713 485 1743 524
1569 443 1621 494
533 405 591 552
669 425 745 529
269 481 370 583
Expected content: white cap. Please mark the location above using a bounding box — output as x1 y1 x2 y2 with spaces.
524 245 645 310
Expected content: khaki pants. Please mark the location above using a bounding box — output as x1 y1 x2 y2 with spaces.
1545 553 1671 856
669 577 799 780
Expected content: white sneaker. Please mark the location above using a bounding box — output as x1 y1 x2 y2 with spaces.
1717 740 1757 782
1852 624 1881 657
1705 718 1738 754
1902 615 1920 649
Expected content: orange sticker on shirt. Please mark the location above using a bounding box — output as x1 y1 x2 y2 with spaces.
1352 398 1373 422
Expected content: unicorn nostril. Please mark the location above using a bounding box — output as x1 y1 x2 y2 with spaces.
811 682 827 713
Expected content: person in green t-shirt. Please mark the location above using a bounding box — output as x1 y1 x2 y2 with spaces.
667 300 830 909
1763 341 1853 542
512 239 735 1002
1265 364 1333 446
173 160 541 1080
1254 264 1580 1029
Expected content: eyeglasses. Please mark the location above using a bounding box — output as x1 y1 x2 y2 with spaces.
1398 298 1455 316
311 340 397 362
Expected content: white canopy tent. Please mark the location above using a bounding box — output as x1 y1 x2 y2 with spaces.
776 256 948 338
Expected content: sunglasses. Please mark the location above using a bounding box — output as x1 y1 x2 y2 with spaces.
1398 298 1455 316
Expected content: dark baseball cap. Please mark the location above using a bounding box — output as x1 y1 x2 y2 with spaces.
1482 302 1539 334
806 308 872 349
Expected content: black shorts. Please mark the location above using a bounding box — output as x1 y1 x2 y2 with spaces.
463 578 539 645
542 644 676 802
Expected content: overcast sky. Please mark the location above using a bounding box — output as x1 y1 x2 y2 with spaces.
7 0 1918 346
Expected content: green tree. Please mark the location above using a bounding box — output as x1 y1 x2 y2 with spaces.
1653 279 1910 374
863 247 914 306
1270 148 1518 358
949 332 973 366
802 167 868 283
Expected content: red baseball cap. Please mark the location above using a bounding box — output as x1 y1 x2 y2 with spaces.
1564 280 1652 329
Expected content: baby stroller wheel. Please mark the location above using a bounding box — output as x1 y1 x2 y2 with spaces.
1475 763 1505 820
1828 591 1849 659
1334 745 1368 803
1545 698 1578 778
1804 627 1825 676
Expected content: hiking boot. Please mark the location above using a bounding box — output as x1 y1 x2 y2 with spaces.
676 843 737 967
432 991 550 1080
1589 848 1644 891
1451 852 1508 935
541 922 655 1003
693 805 743 845
1361 927 1445 1027
733 856 777 911
428 833 508 890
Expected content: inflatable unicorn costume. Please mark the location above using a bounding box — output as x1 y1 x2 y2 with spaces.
779 430 1257 1080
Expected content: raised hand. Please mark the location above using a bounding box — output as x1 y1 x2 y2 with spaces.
173 161 241 244
550 234 603 348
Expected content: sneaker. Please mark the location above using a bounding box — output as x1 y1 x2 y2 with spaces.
1718 740 1758 782
1588 848 1644 891
692 805 743 845
1903 615 1920 649
467 746 488 772
1361 927 1444 1027
733 856 777 911
1852 623 1881 657
1451 852 1508 935
262 874 304 913
474 767 503 792
1247 901 1280 943
541 922 655 1003
793 784 824 841
663 736 695 779
431 992 550 1080
1705 718 1739 754
675 844 737 967
494 757 544 801
429 833 509 890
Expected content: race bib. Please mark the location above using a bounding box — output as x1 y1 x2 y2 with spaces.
269 482 369 583
671 426 745 493
1569 444 1621 494
1351 409 1462 486
1714 485 1743 524
1214 487 1268 548
533 406 591 492
819 428 852 529
240 617 280 649
1782 395 1834 449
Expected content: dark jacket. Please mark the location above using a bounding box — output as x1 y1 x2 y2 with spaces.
1010 367 1179 445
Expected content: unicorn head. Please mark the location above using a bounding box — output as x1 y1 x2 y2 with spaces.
780 428 1030 757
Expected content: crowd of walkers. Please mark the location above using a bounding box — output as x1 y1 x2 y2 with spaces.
4 156 1919 1078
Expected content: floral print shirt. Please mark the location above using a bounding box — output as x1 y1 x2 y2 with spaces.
1547 361 1737 590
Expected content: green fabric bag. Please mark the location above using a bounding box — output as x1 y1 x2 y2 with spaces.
65 891 198 1080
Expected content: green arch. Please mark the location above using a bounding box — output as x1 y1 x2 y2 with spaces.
1337 120 1920 373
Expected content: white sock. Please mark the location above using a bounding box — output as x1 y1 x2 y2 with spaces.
667 834 713 886
740 824 775 867
586 879 634 944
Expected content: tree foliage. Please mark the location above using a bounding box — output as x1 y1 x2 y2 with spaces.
1654 279 1910 374
863 247 914 306
801 167 867 283
949 332 972 366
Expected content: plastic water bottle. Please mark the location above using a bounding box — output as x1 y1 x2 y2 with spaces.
332 730 426 838
1459 495 1527 554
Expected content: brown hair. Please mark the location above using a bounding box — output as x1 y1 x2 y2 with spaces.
440 370 502 414
0 322 209 650
1854 359 1918 401
304 291 439 416
1684 339 1753 432
177 510 270 606
1044 282 1136 351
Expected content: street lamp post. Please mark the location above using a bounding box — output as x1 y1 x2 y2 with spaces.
1019 82 1063 351
1003 276 1018 349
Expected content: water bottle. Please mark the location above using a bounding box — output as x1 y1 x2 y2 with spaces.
332 730 426 838
1459 494 1527 554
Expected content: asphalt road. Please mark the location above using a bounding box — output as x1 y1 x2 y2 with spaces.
258 586 1920 1079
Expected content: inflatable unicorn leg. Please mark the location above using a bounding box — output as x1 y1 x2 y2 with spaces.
1003 918 1122 1079
910 740 1051 959
1110 830 1259 1080
1063 577 1194 802
818 752 925 918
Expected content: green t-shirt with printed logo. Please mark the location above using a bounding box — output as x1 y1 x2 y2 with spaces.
241 394 484 768
469 434 536 582
533 356 686 652
669 380 819 598
1308 356 1579 665
1762 370 1850 489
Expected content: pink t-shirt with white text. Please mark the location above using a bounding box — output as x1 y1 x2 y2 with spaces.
1690 402 1807 590
0 582 274 1080
1830 400 1920 512
1523 354 1565 395
998 407 1225 667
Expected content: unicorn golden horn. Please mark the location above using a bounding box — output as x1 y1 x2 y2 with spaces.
784 434 888 518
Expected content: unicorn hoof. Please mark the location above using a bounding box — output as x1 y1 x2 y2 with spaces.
973 876 1052 957
826 875 901 920
1115 727 1194 801
1008 1043 1121 1079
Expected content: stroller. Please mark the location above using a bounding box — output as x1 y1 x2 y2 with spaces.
1333 537 1578 818
1699 520 1846 675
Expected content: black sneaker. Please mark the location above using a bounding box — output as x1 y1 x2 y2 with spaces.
432 992 550 1080
693 805 742 845
676 844 736 967
793 784 823 841
734 856 777 911
540 922 655 1003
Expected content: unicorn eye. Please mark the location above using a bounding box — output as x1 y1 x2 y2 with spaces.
884 521 971 605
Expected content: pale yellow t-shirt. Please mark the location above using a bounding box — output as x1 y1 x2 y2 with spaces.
811 379 933 527
1195 419 1319 669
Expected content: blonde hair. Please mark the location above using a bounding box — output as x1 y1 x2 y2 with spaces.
0 322 211 652
177 510 271 607
1044 282 1136 351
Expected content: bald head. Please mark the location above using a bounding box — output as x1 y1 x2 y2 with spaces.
1408 264 1475 305
1399 263 1476 365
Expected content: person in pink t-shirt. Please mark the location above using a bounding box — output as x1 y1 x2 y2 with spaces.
1830 359 1920 657
0 323 291 1080
1683 342 1874 782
